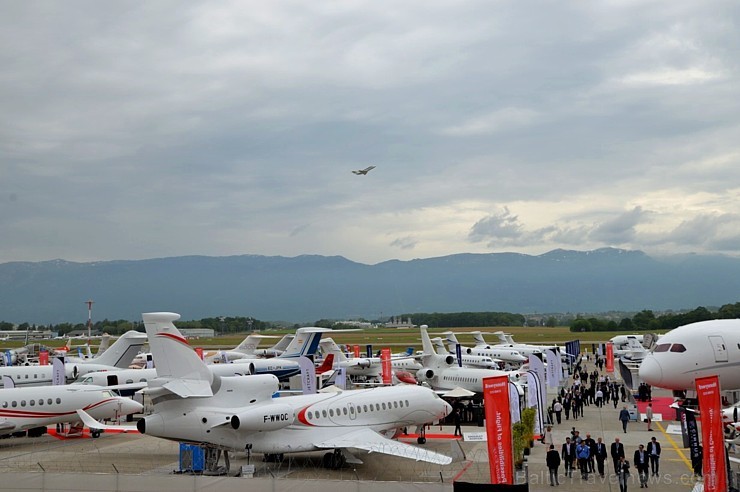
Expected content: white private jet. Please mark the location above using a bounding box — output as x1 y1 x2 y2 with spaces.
114 312 452 471
351 165 376 175
417 326 522 393
430 337 501 369
0 331 148 387
442 332 527 364
318 338 420 384
639 319 740 391
0 384 142 438
205 333 291 363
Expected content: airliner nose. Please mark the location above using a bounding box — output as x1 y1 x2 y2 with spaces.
638 356 663 386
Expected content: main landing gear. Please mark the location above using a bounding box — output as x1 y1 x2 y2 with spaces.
322 449 346 469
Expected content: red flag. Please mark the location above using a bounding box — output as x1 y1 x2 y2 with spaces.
483 376 513 484
353 345 360 358
195 347 204 361
696 375 727 492
39 350 49 366
605 342 614 373
381 348 392 385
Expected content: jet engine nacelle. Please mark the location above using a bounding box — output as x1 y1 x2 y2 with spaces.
466 348 473 355
350 358 372 369
136 413 164 436
422 368 435 380
445 355 455 366
231 403 295 431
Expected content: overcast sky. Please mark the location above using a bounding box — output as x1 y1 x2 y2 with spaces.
2 1 739 265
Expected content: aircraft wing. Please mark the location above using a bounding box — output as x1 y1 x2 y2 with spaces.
163 378 213 398
314 427 452 465
0 420 16 432
76 410 138 433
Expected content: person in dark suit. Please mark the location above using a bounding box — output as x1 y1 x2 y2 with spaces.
561 437 576 477
546 444 561 486
594 437 608 477
584 433 596 473
634 444 649 487
646 436 661 476
617 456 631 492
611 437 625 475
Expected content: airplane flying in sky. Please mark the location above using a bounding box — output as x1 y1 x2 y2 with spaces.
0 384 142 438
351 165 376 175
639 319 740 391
128 312 452 471
0 331 148 387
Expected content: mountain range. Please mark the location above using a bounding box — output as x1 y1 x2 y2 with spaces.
1 248 739 324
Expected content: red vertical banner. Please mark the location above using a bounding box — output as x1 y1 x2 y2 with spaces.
605 342 614 372
195 347 204 361
483 376 513 484
696 375 727 492
353 345 360 358
381 348 392 385
39 351 49 366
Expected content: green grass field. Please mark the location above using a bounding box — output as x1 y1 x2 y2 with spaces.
1 326 665 352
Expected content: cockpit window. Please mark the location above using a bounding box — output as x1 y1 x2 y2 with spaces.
654 344 671 353
669 344 686 353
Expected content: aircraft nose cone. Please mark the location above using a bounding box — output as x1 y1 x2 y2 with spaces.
120 398 144 415
638 356 663 386
443 400 453 417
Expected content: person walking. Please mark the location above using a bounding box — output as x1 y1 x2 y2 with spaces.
561 437 576 477
617 456 631 492
577 440 591 479
452 408 462 437
553 400 563 424
619 406 631 433
611 437 625 474
546 444 561 486
647 436 661 476
584 433 596 473
595 388 603 407
645 403 654 431
595 437 608 477
634 444 649 487
543 425 554 446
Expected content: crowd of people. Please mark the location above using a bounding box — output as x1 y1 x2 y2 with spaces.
542 354 666 490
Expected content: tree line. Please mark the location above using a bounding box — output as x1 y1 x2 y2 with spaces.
569 301 740 332
395 311 527 328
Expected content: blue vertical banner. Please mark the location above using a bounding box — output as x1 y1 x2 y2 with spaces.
366 344 372 358
456 343 462 367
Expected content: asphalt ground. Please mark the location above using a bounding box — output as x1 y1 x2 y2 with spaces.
0 358 724 490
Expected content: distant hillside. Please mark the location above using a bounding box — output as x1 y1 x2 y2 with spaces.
1 248 739 324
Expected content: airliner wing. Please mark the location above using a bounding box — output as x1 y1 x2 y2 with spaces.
76 410 138 433
314 428 452 465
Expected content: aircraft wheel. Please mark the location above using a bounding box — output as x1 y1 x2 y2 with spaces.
91 430 101 438
417 437 426 444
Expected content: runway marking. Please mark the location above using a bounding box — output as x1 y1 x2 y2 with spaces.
657 421 692 470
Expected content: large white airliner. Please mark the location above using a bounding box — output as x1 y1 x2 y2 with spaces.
639 319 740 391
0 384 142 437
126 312 452 470
0 331 148 387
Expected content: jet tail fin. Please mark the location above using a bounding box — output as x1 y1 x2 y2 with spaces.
279 328 330 358
142 312 214 395
316 354 335 374
92 330 148 368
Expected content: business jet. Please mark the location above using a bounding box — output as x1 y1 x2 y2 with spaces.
430 337 501 369
90 312 451 471
0 331 148 387
417 326 521 393
318 338 421 383
351 165 376 175
205 333 291 363
442 332 527 364
0 384 142 438
639 319 740 391
477 331 559 358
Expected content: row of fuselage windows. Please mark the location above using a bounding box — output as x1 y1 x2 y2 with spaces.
442 375 478 383
306 399 411 421
2 398 62 408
